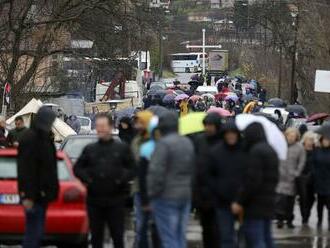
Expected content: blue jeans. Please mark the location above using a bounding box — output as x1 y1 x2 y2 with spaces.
152 198 191 248
134 193 150 248
217 208 236 248
243 219 274 248
23 204 47 248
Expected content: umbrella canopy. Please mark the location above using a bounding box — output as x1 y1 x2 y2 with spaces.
175 93 189 101
149 85 164 91
179 112 206 136
147 105 170 117
268 98 286 107
189 95 201 102
225 94 239 102
174 89 185 95
188 80 202 86
307 113 329 123
285 105 307 117
162 94 176 105
147 89 167 99
236 114 287 160
115 107 137 125
316 124 330 139
207 107 232 117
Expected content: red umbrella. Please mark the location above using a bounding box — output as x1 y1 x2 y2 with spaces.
189 95 201 102
207 107 232 117
307 113 329 123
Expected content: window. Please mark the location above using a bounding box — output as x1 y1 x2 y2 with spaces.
0 158 71 181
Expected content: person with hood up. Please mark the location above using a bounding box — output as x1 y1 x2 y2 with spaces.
232 122 279 248
206 121 246 248
131 111 154 247
118 116 136 145
147 111 195 248
192 113 223 248
17 107 58 248
276 128 306 229
313 124 330 230
136 116 161 248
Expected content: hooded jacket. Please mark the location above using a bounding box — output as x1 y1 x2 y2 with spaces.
236 122 279 219
206 121 246 208
17 107 59 204
147 112 195 200
192 113 223 208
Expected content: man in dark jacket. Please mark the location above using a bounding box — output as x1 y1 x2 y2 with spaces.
7 115 27 147
148 112 195 248
206 121 246 248
192 113 223 248
74 113 135 248
17 107 58 248
232 122 279 248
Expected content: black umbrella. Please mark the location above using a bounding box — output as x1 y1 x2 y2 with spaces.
147 105 171 117
188 80 203 86
149 85 164 91
316 124 330 139
285 105 307 117
268 98 286 108
147 89 167 99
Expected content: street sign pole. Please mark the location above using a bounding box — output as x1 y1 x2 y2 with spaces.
202 29 206 77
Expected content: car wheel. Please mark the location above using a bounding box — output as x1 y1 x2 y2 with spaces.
185 67 191 73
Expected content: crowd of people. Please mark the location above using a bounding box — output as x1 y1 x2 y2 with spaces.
13 74 330 248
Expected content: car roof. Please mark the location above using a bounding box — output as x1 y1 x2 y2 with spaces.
0 149 66 159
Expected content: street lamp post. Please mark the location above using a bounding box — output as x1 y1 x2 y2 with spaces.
290 7 299 104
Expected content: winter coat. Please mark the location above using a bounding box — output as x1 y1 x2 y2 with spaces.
147 112 195 200
206 141 246 208
276 143 306 196
74 138 135 206
7 127 27 147
17 107 58 204
0 127 7 147
237 122 279 219
118 117 136 145
313 148 330 196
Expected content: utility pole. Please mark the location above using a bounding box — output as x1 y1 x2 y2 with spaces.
290 5 299 104
159 19 163 78
186 29 222 85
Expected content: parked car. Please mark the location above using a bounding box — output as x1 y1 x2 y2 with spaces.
60 134 120 163
0 149 88 247
77 116 92 134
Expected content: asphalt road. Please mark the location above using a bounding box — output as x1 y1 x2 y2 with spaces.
1 204 329 248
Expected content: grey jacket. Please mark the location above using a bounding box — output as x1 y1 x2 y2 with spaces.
276 143 306 196
147 133 195 200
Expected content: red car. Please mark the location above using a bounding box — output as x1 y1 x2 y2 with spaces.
0 149 88 247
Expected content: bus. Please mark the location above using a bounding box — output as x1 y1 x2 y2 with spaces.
170 53 208 73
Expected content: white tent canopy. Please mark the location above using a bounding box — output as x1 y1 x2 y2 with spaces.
6 98 76 142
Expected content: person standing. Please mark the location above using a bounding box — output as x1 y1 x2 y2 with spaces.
131 111 154 247
118 116 136 145
7 116 27 147
276 127 306 229
232 122 279 248
0 116 8 147
192 113 223 248
206 121 246 248
17 107 59 248
148 112 195 248
313 124 330 230
297 131 317 225
74 113 135 248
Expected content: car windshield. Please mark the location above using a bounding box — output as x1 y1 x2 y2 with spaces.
62 137 98 159
0 157 71 181
78 117 90 126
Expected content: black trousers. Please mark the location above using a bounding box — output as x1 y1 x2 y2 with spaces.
317 195 330 224
87 203 125 248
296 176 315 223
276 194 295 222
199 207 220 248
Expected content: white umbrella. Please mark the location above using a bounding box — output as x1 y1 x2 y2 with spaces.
236 114 287 160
